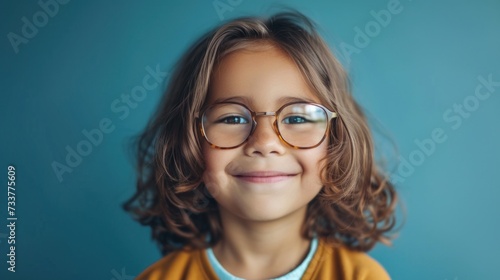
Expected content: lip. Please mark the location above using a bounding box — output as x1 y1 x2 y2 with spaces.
233 171 297 183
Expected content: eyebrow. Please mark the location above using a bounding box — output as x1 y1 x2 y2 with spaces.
211 95 317 107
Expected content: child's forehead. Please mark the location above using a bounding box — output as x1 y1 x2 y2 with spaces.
206 48 320 107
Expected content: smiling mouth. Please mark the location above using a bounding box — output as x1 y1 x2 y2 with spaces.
233 172 297 183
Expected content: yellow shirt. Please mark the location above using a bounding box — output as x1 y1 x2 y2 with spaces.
137 238 391 280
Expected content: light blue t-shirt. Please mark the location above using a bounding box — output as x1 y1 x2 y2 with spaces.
206 237 318 280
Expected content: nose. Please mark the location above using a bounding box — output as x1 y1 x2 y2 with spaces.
243 116 287 157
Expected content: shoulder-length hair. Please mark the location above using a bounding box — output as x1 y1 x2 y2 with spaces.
123 11 398 256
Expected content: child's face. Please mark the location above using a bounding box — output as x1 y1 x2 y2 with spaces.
202 45 327 222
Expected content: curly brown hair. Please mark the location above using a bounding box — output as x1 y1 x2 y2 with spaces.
123 11 399 256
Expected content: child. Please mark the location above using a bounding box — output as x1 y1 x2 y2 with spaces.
125 10 398 280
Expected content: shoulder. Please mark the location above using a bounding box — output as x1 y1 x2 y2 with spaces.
334 245 391 280
136 248 216 280
304 238 391 280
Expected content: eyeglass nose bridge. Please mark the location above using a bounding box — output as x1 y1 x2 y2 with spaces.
248 111 279 137
254 111 277 116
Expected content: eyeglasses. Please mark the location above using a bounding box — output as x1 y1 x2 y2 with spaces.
196 101 338 149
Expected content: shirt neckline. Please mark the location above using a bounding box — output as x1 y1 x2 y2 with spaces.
204 237 319 280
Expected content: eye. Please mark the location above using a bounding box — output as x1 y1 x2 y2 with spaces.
282 115 309 124
218 115 250 124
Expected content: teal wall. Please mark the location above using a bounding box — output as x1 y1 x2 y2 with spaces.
1 0 499 279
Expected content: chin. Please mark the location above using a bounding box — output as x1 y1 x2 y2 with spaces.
227 201 307 222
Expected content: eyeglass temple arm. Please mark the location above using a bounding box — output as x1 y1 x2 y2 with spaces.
328 111 337 120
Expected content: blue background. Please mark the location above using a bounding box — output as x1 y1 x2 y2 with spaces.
1 0 499 279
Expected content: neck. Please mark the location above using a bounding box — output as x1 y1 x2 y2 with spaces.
212 206 312 279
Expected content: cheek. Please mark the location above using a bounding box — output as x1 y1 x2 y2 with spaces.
278 145 327 211
300 143 328 186
201 144 232 198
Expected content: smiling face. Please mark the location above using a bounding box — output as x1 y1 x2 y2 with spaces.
202 44 327 222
